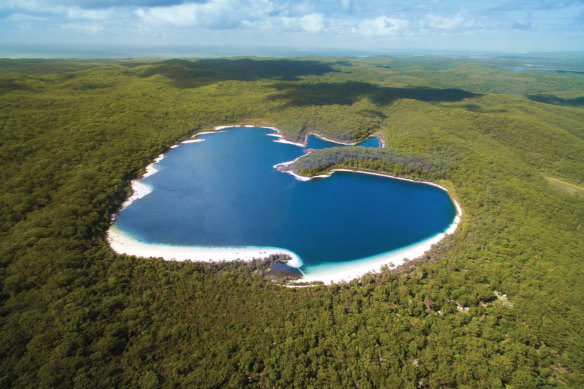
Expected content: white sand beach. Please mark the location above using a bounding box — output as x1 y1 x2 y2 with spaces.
304 132 359 146
181 139 203 144
192 131 218 136
213 125 237 131
118 181 153 211
143 154 165 178
117 151 165 214
265 126 385 149
299 231 454 284
107 226 303 268
265 128 306 147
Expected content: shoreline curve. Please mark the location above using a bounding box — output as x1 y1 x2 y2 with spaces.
107 226 303 268
107 124 462 285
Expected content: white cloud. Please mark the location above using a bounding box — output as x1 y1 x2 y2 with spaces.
135 3 200 26
358 16 409 36
299 13 324 33
135 0 275 29
262 13 325 34
66 7 113 20
423 13 472 30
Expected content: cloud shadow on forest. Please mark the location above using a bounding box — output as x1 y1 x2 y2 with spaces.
270 81 481 107
527 94 584 107
0 79 32 92
140 58 338 88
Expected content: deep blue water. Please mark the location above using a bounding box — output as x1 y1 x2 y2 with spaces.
114 127 455 273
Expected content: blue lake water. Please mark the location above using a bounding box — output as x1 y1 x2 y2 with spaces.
114 127 456 274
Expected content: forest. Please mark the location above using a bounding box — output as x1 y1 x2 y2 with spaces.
0 55 583 387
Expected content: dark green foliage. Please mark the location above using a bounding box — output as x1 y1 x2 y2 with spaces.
290 146 453 180
0 56 583 387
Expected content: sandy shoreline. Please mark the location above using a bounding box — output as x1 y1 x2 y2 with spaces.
266 128 384 149
299 230 453 284
108 227 303 267
304 132 366 146
108 124 462 285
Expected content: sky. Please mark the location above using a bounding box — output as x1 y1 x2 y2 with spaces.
1 0 583 57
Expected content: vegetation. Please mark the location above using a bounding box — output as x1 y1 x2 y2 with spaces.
290 145 456 180
1 55 583 387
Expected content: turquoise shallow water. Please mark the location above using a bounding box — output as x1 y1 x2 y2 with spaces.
114 127 455 274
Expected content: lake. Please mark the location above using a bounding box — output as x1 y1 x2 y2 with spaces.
111 126 457 281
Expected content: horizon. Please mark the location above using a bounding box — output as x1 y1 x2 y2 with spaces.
2 45 584 60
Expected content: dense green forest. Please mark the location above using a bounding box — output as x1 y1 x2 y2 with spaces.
1 56 583 387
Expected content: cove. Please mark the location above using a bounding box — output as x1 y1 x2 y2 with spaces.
109 126 459 283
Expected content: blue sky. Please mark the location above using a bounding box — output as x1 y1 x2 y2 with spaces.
1 0 583 57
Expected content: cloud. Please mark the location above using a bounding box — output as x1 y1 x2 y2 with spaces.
135 0 326 34
299 13 325 33
2 0 583 53
259 12 325 34
66 7 114 20
1 0 187 11
358 16 409 36
423 13 471 30
135 0 276 29
136 0 233 28
135 4 197 26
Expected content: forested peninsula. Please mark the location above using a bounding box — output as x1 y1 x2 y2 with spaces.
1 56 583 387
